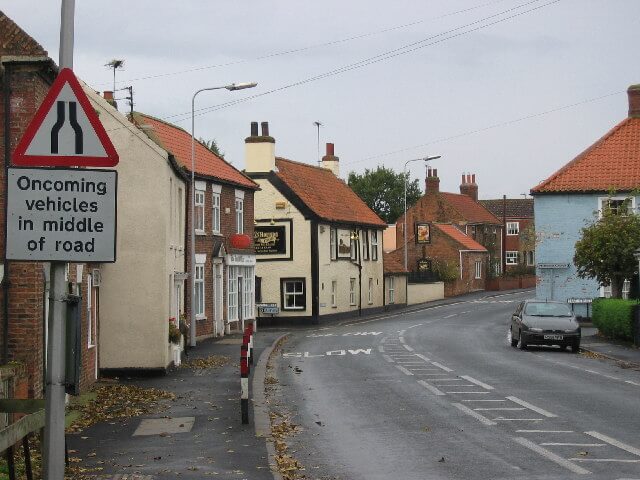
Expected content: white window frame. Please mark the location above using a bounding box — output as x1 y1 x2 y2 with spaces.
350 232 358 261
362 230 369 260
526 250 535 266
228 267 238 321
388 276 395 304
506 251 518 265
194 263 205 318
242 266 254 320
330 228 337 260
349 278 356 305
506 221 519 236
282 279 305 311
371 230 378 261
368 278 373 304
331 280 337 307
475 260 482 279
195 189 205 233
235 197 244 234
212 192 221 234
598 196 636 218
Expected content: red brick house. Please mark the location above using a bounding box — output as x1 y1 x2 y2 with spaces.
480 198 535 271
132 113 260 337
0 12 98 397
395 168 503 291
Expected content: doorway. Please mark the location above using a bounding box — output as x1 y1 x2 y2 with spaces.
214 263 223 337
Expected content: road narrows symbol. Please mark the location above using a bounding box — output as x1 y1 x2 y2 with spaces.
50 101 83 155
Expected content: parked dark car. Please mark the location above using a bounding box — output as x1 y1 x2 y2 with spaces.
509 300 581 352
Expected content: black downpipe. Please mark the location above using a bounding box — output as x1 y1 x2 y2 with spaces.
2 63 11 364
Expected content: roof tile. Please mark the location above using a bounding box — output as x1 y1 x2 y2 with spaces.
480 199 534 218
439 192 501 224
434 223 487 251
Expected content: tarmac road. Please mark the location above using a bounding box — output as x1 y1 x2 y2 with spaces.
269 290 640 480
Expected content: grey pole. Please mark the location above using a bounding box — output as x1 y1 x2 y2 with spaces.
43 2 75 478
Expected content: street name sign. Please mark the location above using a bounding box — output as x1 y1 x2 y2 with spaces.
260 307 280 315
6 167 117 262
12 68 119 167
256 303 277 308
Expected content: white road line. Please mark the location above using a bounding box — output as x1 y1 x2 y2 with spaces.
443 314 457 318
541 443 605 447
403 344 414 352
506 396 557 418
414 353 430 361
570 459 640 463
382 354 394 363
463 399 506 402
517 430 574 433
407 368 439 371
407 323 423 329
626 380 640 386
413 373 450 376
474 408 526 411
395 365 414 376
452 402 496 425
430 378 463 381
417 380 446 396
585 431 640 457
512 437 590 475
446 391 490 394
396 362 427 365
460 375 494 390
495 418 543 421
431 361 453 372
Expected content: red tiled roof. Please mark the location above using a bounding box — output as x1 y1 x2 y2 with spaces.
434 224 487 251
531 117 640 193
383 252 408 275
439 192 501 224
132 113 258 190
0 12 48 57
275 158 386 227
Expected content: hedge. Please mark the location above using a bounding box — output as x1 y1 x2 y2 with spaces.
592 298 635 341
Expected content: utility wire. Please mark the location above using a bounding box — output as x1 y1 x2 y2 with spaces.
108 0 510 86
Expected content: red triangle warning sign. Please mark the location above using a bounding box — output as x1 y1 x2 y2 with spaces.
12 68 119 167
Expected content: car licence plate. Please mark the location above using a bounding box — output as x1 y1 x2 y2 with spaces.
544 334 563 340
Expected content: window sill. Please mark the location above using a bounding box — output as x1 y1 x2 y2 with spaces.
196 316 207 322
506 233 519 236
195 230 206 236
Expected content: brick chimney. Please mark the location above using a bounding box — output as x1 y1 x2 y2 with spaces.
321 143 340 177
425 166 440 194
244 121 276 173
459 173 478 201
628 84 640 118
103 91 118 110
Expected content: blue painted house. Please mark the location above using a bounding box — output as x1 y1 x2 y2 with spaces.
530 84 640 317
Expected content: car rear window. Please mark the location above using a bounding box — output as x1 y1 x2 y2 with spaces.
524 302 572 316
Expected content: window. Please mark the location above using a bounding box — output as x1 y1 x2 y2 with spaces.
243 266 254 320
228 269 238 321
282 279 305 310
371 231 378 261
622 279 631 300
475 261 482 279
599 196 635 217
235 197 244 234
388 277 395 304
195 189 205 233
330 228 337 260
349 278 356 305
350 231 358 261
331 280 337 307
362 230 369 260
368 278 373 304
212 192 220 234
527 250 535 266
506 222 519 235
506 251 518 265
194 264 205 317
494 261 502 276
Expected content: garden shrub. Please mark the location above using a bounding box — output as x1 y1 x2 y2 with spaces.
592 298 635 341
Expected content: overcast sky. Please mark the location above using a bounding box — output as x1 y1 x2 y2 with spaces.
2 1 639 199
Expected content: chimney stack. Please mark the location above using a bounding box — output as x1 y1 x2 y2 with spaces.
425 166 440 194
628 84 640 118
459 172 479 201
103 91 118 110
245 121 276 173
321 143 340 177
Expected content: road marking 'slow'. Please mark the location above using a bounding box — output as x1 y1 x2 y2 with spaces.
585 431 640 457
395 365 413 376
460 375 494 390
512 437 590 475
417 380 446 396
431 362 453 372
541 443 605 447
452 402 496 425
506 396 557 418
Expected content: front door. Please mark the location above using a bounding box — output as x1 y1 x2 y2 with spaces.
238 276 244 331
214 263 223 337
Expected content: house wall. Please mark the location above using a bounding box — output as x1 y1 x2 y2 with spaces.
385 275 408 306
87 89 185 370
504 217 535 268
533 193 628 317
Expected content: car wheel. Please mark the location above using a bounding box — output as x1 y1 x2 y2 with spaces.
571 341 580 353
517 330 527 350
509 328 517 347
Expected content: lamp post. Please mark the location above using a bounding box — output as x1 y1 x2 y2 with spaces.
403 155 441 271
190 82 257 347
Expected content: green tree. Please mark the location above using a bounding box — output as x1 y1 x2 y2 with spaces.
198 137 225 159
573 200 640 298
348 167 422 224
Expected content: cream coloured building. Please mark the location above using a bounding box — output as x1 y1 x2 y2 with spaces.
84 87 187 372
244 123 388 324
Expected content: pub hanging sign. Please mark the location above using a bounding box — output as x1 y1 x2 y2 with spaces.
254 225 286 255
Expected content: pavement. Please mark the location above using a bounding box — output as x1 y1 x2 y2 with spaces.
581 327 640 365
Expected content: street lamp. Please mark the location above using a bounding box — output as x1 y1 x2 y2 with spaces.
403 155 441 271
190 81 257 347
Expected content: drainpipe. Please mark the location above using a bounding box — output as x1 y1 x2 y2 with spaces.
2 62 11 364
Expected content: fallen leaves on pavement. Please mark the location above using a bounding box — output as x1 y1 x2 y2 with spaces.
66 384 175 433
180 355 231 369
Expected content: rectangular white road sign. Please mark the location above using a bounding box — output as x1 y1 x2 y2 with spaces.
6 167 117 262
